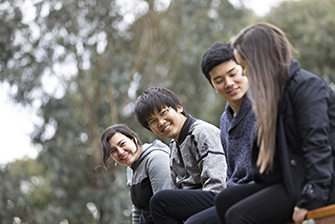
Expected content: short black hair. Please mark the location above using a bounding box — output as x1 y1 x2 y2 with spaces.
201 41 236 84
134 87 187 130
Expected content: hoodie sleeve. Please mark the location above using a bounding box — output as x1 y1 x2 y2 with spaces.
132 205 141 224
146 145 173 194
193 121 227 192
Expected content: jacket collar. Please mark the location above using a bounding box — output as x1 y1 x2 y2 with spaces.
177 115 196 144
286 58 300 80
226 95 253 130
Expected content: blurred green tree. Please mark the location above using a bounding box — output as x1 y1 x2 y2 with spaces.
0 0 253 223
263 0 335 86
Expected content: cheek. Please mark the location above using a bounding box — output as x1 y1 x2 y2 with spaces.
213 83 224 92
243 67 249 77
150 127 161 135
110 153 118 161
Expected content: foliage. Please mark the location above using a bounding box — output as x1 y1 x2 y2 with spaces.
263 0 335 86
3 0 335 223
1 0 254 223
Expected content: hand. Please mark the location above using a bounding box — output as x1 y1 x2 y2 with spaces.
292 206 308 224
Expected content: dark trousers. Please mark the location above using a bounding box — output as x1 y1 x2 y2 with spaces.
150 189 219 224
215 183 294 224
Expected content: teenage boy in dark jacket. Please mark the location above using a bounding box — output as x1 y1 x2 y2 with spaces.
181 41 257 223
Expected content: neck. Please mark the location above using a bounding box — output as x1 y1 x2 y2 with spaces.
174 115 187 142
228 97 245 117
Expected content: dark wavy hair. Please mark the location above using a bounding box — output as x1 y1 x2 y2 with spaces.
100 124 142 168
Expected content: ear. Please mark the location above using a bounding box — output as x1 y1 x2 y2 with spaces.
211 83 219 93
177 104 184 114
133 137 138 145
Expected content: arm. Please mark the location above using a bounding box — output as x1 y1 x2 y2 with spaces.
220 113 231 181
292 207 308 224
146 149 173 194
132 205 141 224
127 168 141 224
194 123 227 192
291 76 333 210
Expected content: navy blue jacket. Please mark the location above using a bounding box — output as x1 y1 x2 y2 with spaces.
220 96 257 186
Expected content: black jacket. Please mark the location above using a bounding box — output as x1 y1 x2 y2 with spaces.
254 59 335 210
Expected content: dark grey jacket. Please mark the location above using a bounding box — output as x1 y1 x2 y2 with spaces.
220 96 257 187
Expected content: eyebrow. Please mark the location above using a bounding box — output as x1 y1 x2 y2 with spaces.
111 138 125 149
117 139 125 146
148 107 168 120
212 67 236 81
226 67 236 74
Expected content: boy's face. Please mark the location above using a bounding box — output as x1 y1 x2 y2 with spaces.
148 105 186 142
209 59 248 110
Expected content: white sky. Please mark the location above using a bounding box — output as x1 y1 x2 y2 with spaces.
0 82 40 164
235 0 287 16
0 0 287 165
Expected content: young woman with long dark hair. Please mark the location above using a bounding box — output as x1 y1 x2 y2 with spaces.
215 23 335 224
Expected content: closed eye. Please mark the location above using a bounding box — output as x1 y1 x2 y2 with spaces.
160 109 168 116
148 119 157 126
214 78 223 84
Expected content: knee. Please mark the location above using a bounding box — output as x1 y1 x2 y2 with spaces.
184 217 194 224
215 189 237 224
215 189 230 209
184 216 204 224
150 189 169 212
225 207 239 223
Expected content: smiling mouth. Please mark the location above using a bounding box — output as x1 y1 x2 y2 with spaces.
121 153 129 160
227 88 238 94
162 124 171 132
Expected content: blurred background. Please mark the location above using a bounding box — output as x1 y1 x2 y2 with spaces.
1 0 334 223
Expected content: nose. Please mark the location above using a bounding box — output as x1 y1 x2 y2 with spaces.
116 147 124 156
158 116 166 126
225 77 234 88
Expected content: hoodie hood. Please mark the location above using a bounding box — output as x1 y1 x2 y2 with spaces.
131 140 170 170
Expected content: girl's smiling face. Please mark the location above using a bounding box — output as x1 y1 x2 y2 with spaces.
108 132 142 167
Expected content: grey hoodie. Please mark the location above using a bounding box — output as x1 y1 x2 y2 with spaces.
126 140 172 224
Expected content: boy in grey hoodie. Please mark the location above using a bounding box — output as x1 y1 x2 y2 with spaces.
134 87 227 224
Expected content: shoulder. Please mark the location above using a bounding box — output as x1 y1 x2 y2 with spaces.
192 119 220 132
287 69 330 100
189 120 221 145
289 69 324 90
220 110 228 121
190 120 220 140
144 140 170 154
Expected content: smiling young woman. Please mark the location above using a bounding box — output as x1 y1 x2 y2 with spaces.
101 124 173 224
214 22 335 224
